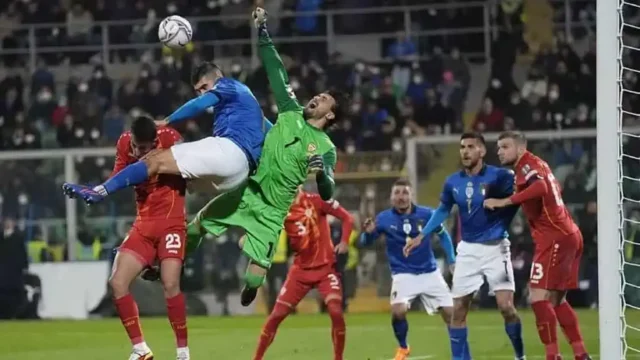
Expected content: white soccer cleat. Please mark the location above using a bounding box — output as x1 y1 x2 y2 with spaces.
127 349 153 360
177 347 190 360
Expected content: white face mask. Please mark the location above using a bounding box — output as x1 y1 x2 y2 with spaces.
94 71 103 79
167 4 177 13
369 66 380 75
355 63 365 72
290 80 300 91
78 83 88 93
402 126 412 137
25 133 35 144
350 103 361 113
380 160 391 172
95 157 105 166
346 144 356 154
18 193 28 205
130 108 141 118
163 56 174 65
370 89 379 99
491 79 501 88
38 91 52 102
75 128 85 138
91 128 100 139
140 70 149 78
231 64 242 73
413 75 423 84
549 91 559 100
207 0 217 8
392 140 402 152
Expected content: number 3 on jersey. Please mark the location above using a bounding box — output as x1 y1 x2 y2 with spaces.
165 233 182 249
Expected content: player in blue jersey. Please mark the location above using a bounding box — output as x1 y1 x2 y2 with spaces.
361 178 455 360
405 133 525 360
62 62 270 204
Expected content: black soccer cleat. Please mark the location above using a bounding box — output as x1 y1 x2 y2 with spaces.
240 286 258 306
140 266 161 282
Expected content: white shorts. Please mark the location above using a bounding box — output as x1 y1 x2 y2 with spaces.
390 272 453 315
451 239 515 298
170 137 250 192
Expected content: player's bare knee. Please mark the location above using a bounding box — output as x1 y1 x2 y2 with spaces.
109 274 130 298
528 287 549 303
247 262 268 277
439 306 454 324
391 304 408 319
161 277 180 298
451 297 471 326
495 291 518 321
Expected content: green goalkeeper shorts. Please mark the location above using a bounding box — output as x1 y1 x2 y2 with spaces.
190 182 287 269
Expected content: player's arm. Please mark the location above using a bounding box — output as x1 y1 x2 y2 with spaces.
506 164 548 205
320 199 354 246
263 116 274 132
417 181 455 239
433 222 455 264
165 91 221 125
360 214 383 246
253 7 302 113
310 147 337 200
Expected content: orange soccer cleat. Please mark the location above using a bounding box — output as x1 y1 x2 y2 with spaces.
393 346 410 360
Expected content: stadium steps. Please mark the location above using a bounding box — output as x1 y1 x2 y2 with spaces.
520 0 554 63
416 112 474 207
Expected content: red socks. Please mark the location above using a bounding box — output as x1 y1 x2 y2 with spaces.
166 293 188 348
253 303 291 360
555 301 587 357
531 300 559 357
114 294 144 345
326 300 346 360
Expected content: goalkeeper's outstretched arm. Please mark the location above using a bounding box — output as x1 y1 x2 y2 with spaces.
253 7 301 113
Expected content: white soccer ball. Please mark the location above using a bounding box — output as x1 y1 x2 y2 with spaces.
158 15 193 48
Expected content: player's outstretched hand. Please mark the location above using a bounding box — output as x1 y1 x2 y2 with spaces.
307 154 324 174
403 237 422 257
334 242 348 254
363 217 376 233
252 7 267 29
483 198 509 210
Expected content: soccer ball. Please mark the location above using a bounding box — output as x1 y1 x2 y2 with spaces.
158 15 193 48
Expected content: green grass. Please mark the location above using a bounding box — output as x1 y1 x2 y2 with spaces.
0 310 634 359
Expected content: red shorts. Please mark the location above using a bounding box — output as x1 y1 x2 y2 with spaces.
276 265 342 307
120 219 186 266
530 231 583 290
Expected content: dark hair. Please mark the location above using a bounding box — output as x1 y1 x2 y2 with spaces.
460 132 486 145
393 178 412 188
131 116 157 143
498 130 527 144
191 61 222 85
326 89 350 128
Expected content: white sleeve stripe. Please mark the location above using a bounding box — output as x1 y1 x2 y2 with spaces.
524 170 539 181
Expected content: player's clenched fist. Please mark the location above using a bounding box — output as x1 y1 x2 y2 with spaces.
307 154 324 174
363 217 376 233
252 7 267 28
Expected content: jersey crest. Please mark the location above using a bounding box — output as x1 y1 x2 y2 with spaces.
307 143 317 153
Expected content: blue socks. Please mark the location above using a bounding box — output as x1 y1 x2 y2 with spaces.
391 317 408 349
102 161 149 195
448 326 471 360
505 321 525 359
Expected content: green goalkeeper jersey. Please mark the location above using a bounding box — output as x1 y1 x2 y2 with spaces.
252 27 337 211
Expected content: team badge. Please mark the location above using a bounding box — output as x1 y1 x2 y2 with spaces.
521 164 531 175
307 143 317 153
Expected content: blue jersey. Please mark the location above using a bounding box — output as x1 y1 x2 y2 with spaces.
209 78 266 167
362 205 445 275
441 165 518 243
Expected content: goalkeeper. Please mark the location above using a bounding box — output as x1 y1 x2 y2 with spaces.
181 7 346 306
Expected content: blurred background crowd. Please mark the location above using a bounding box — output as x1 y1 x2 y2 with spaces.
1 0 639 317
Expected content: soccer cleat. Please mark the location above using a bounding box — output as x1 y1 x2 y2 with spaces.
128 349 153 360
393 346 410 360
177 347 190 360
240 285 258 306
575 355 591 360
140 266 161 282
62 183 105 204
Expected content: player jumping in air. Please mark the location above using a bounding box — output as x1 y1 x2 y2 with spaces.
405 133 525 360
361 179 455 360
62 61 269 203
107 117 189 360
253 188 353 360
182 7 347 306
484 131 591 360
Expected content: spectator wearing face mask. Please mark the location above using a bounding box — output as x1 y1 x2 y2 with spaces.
539 83 569 130
0 87 24 128
576 62 596 107
406 72 431 105
504 90 532 130
30 59 55 98
88 65 113 111
388 32 418 92
28 86 56 130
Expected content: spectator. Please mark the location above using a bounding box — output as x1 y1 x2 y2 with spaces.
412 88 454 134
0 216 28 319
387 32 418 91
0 87 24 129
30 59 56 98
539 83 569 130
473 97 504 132
103 105 126 143
295 0 323 35
576 62 596 107
504 90 532 130
358 101 389 151
405 72 430 106
66 3 94 45
88 65 114 111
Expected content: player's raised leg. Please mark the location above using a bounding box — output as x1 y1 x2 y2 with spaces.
253 270 312 360
158 226 190 360
110 234 155 360
317 271 346 360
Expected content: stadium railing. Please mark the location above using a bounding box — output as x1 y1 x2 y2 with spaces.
2 0 594 73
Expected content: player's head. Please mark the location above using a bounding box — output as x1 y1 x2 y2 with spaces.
191 62 223 95
497 131 527 166
390 178 412 212
459 132 486 170
130 116 157 158
304 89 349 130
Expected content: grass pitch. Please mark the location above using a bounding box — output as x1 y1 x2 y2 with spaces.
0 310 633 359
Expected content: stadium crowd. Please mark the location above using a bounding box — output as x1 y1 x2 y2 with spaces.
0 0 637 317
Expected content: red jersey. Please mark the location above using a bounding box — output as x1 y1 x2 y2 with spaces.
284 192 354 270
111 127 186 221
512 151 579 240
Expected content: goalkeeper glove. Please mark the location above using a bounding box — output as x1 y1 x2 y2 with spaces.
307 154 324 174
252 7 267 29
